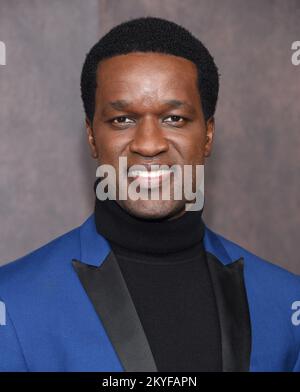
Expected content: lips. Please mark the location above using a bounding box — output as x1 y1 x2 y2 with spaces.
127 165 174 189
128 169 172 178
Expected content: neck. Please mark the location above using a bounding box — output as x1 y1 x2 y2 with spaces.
94 196 206 257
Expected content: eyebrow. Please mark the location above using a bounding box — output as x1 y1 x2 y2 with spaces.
105 99 196 113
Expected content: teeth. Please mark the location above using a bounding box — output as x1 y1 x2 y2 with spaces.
129 169 172 178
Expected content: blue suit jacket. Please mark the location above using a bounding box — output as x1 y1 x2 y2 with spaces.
0 213 300 372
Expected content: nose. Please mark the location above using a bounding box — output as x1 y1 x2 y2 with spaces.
129 117 169 157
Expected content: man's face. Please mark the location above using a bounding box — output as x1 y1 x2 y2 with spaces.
86 52 214 220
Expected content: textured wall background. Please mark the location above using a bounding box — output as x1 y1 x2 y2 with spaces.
1 0 300 273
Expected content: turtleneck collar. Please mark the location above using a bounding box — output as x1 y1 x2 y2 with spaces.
93 181 206 257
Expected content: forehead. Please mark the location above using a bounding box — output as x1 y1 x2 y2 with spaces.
95 52 200 107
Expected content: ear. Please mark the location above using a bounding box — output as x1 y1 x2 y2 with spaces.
204 116 215 158
85 117 98 159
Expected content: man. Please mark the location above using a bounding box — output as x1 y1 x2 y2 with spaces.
0 16 300 372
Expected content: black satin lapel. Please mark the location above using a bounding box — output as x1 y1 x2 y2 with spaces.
72 252 158 372
206 252 251 372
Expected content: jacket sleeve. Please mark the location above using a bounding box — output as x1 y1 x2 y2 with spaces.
293 350 300 372
0 299 28 371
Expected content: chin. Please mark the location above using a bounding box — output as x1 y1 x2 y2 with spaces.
117 199 185 221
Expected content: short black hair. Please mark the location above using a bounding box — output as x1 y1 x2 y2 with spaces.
80 16 220 123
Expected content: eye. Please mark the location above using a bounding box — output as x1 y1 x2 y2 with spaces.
163 115 187 125
110 116 135 125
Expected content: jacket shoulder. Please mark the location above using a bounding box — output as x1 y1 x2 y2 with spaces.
0 222 81 288
217 231 299 279
210 229 300 308
0 220 84 372
212 229 300 369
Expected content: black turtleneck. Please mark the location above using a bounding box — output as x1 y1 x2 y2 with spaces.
94 195 222 372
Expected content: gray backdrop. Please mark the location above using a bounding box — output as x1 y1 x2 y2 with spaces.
1 0 300 273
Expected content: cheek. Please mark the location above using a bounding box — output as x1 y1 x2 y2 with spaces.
176 133 206 165
191 130 207 160
94 132 124 163
189 147 206 165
